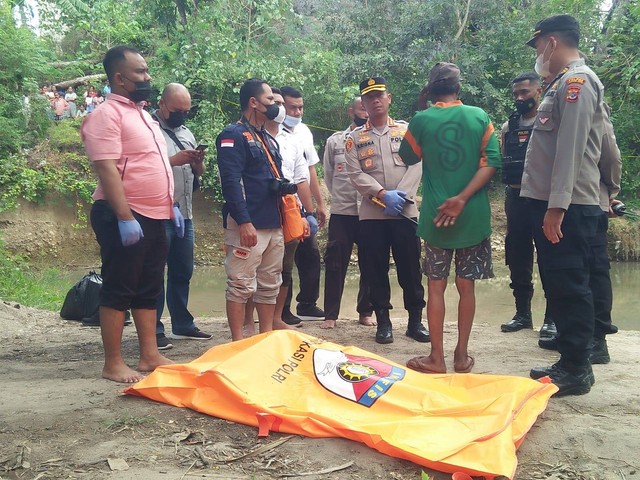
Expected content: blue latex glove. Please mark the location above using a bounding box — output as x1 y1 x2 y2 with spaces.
306 214 319 236
118 219 144 246
173 205 185 238
383 190 407 217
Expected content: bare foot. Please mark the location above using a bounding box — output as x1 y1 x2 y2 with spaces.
138 354 173 373
358 315 376 326
406 355 447 374
102 363 145 383
320 319 337 329
243 324 255 338
273 319 297 330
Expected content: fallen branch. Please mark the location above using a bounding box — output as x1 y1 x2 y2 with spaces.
221 436 293 463
281 461 355 477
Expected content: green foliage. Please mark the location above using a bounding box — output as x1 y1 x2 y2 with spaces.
0 237 71 310
0 148 96 224
599 0 640 199
0 0 56 154
47 118 84 151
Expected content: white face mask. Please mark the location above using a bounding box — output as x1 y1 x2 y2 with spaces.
274 105 286 124
534 40 553 78
285 114 302 127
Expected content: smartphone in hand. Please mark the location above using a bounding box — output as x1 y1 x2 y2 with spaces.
195 144 208 151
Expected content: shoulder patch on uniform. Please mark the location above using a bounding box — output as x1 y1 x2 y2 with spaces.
220 139 235 148
566 85 581 103
566 77 586 85
242 131 253 142
345 138 354 152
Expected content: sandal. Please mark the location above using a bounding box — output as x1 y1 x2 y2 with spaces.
454 356 475 373
406 356 447 374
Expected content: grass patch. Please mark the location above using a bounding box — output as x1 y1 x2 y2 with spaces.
0 238 71 310
102 415 157 431
609 217 640 260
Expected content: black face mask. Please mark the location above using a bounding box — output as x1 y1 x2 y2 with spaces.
166 110 187 128
263 102 281 121
353 115 367 127
122 75 152 102
515 98 536 115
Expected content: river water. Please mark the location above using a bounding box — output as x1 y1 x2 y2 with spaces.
180 262 639 331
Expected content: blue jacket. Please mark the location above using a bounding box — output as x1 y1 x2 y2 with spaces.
216 121 282 229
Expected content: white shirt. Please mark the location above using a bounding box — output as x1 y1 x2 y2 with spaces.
283 122 320 167
276 129 309 184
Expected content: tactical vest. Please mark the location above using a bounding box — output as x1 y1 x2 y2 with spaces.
502 111 533 185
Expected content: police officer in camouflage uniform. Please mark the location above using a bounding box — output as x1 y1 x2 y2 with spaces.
521 15 608 396
500 72 557 339
345 77 428 345
321 97 374 329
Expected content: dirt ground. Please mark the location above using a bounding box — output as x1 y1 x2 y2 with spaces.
1 299 639 480
1 195 639 480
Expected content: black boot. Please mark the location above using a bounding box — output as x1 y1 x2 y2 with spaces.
375 310 393 344
501 292 533 332
405 308 430 343
539 316 557 338
589 337 610 364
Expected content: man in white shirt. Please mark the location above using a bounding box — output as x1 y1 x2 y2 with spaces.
280 86 327 323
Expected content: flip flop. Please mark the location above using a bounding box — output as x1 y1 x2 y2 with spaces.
406 356 447 374
454 356 475 374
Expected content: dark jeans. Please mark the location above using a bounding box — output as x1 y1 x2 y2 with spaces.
530 201 600 366
156 219 196 335
323 214 373 320
358 219 425 325
285 232 321 311
590 211 618 339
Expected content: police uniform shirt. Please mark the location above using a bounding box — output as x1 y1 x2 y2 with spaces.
154 111 198 220
344 118 421 221
323 128 359 216
520 58 604 209
598 109 622 212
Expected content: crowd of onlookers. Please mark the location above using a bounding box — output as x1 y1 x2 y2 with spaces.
40 82 111 120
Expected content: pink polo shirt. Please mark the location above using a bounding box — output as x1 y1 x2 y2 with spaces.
81 93 174 219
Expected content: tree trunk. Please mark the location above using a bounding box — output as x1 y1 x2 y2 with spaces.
53 74 107 90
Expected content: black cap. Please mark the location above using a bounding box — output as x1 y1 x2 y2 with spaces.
526 14 580 47
360 77 387 96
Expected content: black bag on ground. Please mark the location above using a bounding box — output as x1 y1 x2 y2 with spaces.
60 271 102 322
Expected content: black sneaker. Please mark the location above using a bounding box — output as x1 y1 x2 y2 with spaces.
282 308 302 325
589 338 610 364
156 333 173 350
539 320 557 338
538 335 558 351
546 364 593 397
168 328 213 340
296 305 325 321
500 313 533 332
530 361 595 386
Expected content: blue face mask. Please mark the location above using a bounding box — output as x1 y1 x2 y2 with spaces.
285 115 302 127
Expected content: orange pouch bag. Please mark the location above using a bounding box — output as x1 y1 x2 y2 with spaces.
280 194 304 243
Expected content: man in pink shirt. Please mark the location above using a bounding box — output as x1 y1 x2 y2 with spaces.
81 45 184 383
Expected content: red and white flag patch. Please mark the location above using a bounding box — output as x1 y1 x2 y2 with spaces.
221 139 235 148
